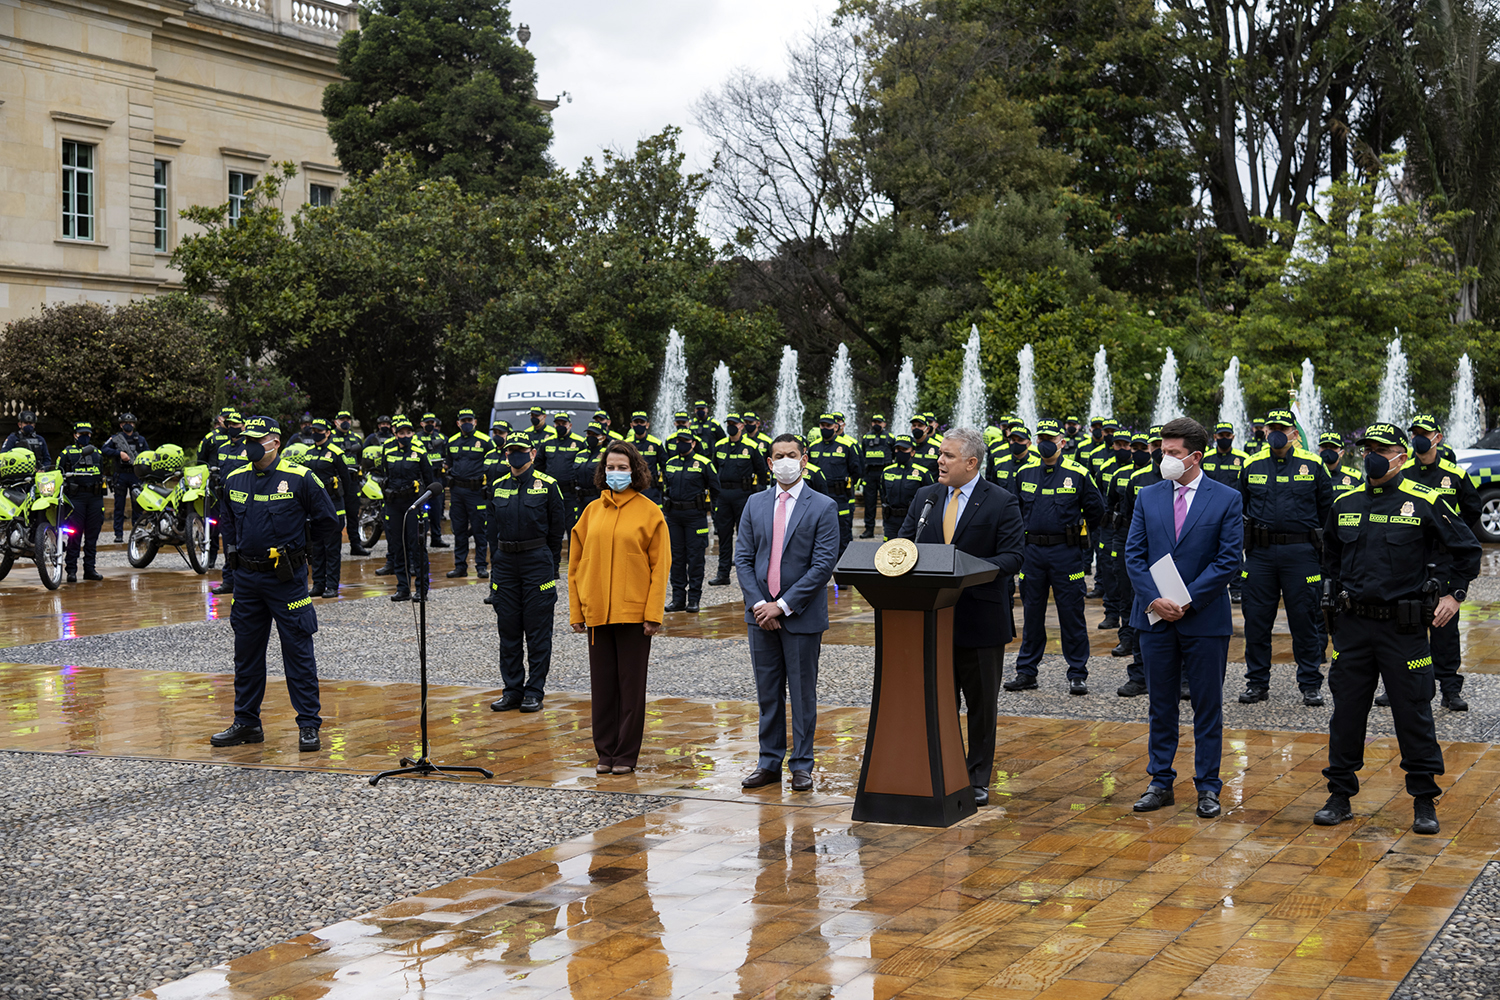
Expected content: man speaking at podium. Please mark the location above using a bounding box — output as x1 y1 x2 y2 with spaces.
1124 417 1243 819
899 427 1023 805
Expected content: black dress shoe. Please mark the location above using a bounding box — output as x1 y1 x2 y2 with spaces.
1069 679 1088 696
1111 642 1131 657
298 727 320 752
375 564 395 576
664 601 686 613
519 695 543 713
707 575 731 586
391 588 411 602
446 568 467 578
1116 680 1147 697
1003 675 1038 692
66 573 77 583
742 768 781 788
349 544 370 556
477 568 489 579
1313 795 1353 826
1133 786 1174 812
210 722 264 747
1086 586 1102 598
1302 689 1326 707
1097 616 1120 630
483 593 497 605
114 534 124 543
1413 798 1440 835
973 786 989 806
685 603 700 613
491 694 522 711
83 570 103 581
210 583 233 595
1442 692 1469 711
790 770 813 791
307 588 324 598
859 531 875 539
1196 790 1221 818
430 538 450 548
1374 691 1391 707
1238 687 1268 704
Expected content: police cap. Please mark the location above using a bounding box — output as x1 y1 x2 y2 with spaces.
818 413 836 424
671 428 696 443
1319 431 1344 448
1009 425 1032 440
1251 414 1266 426
831 411 845 421
242 415 280 439
491 418 511 431
73 421 93 432
1148 425 1163 443
503 437 532 451
1264 409 1296 428
593 409 609 419
893 434 913 449
118 412 136 423
871 413 886 422
1103 419 1120 431
219 406 238 418
1410 413 1442 434
1131 433 1149 446
336 410 353 419
457 408 476 420
1090 417 1104 426
741 411 759 420
673 410 689 421
421 412 437 423
1065 415 1081 424
693 399 709 408
529 406 546 415
224 410 244 426
391 415 413 430
1214 421 1234 434
586 422 604 435
922 411 936 422
910 415 926 425
1035 419 1062 437
631 410 649 421
1358 423 1407 448
554 411 571 422
725 412 741 423
311 418 330 431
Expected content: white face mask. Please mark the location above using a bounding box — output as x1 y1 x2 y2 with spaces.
1160 453 1196 482
771 457 803 485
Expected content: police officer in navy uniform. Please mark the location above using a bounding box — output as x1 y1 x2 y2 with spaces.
58 421 106 582
708 413 768 586
1004 419 1104 694
418 413 450 548
443 408 493 581
1315 422 1482 836
628 411 667 500
523 405 554 450
208 413 247 593
573 422 608 512
198 408 240 569
1091 427 1133 628
5 409 51 468
1201 421 1251 602
210 416 340 753
808 412 863 558
378 416 435 602
593 409 623 441
103 413 148 543
859 414 893 538
301 420 351 598
688 400 724 454
330 410 369 556
987 424 1031 490
486 437 566 713
1321 433 1364 497
1237 409 1333 707
539 412 586 523
663 428 720 613
363 415 393 450
1115 431 1162 696
197 407 235 470
881 435 931 539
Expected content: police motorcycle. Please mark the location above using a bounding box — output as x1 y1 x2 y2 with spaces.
125 444 213 573
355 444 386 547
0 448 70 589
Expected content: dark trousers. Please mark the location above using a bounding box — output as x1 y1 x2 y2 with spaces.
111 474 139 535
1139 628 1229 793
1325 615 1443 801
666 507 708 603
748 625 822 772
862 471 886 534
954 644 1002 787
492 548 556 698
308 527 341 593
345 496 361 552
1014 543 1090 680
1242 543 1324 692
450 485 488 573
588 623 652 767
1231 551 1246 597
387 502 425 590
64 491 103 574
713 489 751 578
430 485 446 543
230 569 321 728
1097 534 1121 618
831 491 854 559
1430 615 1464 697
1112 528 1144 686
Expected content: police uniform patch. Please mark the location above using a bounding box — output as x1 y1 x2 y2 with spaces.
1442 476 1452 489
1298 464 1309 475
1401 501 1415 517
1233 459 1241 467
278 480 289 492
1063 476 1073 489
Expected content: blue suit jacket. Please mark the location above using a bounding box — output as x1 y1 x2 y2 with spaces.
1124 474 1243 636
735 482 840 633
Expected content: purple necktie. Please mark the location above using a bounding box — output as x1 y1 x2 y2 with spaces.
1174 484 1189 538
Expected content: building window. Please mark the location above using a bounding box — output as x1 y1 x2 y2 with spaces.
309 183 335 207
62 140 95 241
153 160 169 251
228 171 255 224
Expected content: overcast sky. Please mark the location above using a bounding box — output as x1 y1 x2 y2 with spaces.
508 0 838 177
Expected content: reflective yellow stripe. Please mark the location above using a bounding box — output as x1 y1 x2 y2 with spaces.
287 597 311 610
539 580 555 592
1068 571 1086 581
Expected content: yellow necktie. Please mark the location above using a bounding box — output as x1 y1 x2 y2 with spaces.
942 486 960 543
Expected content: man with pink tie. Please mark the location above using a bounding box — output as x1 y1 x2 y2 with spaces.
735 434 841 792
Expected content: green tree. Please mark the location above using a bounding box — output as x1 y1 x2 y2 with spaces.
322 0 552 195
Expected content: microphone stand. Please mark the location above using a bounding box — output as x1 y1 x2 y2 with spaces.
371 495 493 786
914 496 936 538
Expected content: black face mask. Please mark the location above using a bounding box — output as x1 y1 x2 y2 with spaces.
378 426 391 436
1216 438 1233 452
1010 441 1028 457
1133 450 1150 467
532 416 543 428
1320 448 1340 466
316 432 329 443
911 427 925 441
493 434 507 447
1365 451 1392 480
1411 435 1433 455
1253 429 1266 442
1102 433 1114 446
894 451 912 465
726 421 740 435
820 428 835 441
396 435 413 450
1150 447 1163 465
460 421 475 433
228 428 243 441
120 424 134 434
1268 430 1289 451
676 440 693 455
695 409 708 420
633 425 648 436
245 440 266 463
744 422 758 434
1037 440 1059 459
75 434 90 447
508 451 530 469
1091 429 1103 441
872 423 885 433
338 420 351 431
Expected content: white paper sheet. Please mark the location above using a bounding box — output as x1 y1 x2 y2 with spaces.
1146 554 1191 624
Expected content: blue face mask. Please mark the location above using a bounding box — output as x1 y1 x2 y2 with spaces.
508 451 531 469
1365 451 1391 479
1268 430 1289 450
75 434 90 447
1037 440 1059 459
460 421 475 433
605 470 633 492
245 440 266 462
1411 435 1433 455
1320 448 1340 466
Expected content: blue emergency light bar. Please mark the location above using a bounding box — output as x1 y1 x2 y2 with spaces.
509 365 587 374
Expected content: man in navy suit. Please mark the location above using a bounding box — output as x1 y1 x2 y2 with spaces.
1124 417 1244 819
735 434 842 792
899 427 1024 805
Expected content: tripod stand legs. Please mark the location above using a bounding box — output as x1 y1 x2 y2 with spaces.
369 759 494 786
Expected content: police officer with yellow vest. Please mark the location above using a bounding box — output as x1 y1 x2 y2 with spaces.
539 412 587 522
1315 422 1482 835
210 416 339 753
807 412 862 558
688 400 724 454
741 411 774 455
1202 421 1251 602
1115 431 1163 696
663 428 720 613
1237 409 1333 706
444 408 494 580
573 422 609 512
1091 428 1134 629
593 409 623 441
418 413 450 548
58 421 106 582
859 414 894 538
708 413 768 585
909 417 941 477
378 416 436 602
628 411 668 500
881 435 931 539
1320 432 1363 497
301 419 353 598
486 437 566 713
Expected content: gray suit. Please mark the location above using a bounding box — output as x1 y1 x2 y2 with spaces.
735 481 840 771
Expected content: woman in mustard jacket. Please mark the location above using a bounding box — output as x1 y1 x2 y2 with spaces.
569 441 670 774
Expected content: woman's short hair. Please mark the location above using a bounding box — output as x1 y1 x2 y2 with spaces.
594 440 652 492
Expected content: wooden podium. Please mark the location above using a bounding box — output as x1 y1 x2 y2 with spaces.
834 540 999 827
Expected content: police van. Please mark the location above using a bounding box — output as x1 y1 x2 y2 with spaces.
490 365 600 432
1455 427 1500 542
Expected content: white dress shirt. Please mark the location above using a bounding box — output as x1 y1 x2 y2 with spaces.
754 477 806 616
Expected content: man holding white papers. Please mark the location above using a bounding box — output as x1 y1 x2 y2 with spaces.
1124 417 1244 819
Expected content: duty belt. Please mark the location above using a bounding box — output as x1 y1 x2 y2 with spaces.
1347 601 1398 620
495 538 547 553
723 478 755 491
1025 531 1074 546
65 482 106 495
1250 526 1318 546
238 550 307 573
450 477 485 489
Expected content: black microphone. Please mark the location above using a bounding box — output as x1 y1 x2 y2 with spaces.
915 495 937 537
411 482 441 510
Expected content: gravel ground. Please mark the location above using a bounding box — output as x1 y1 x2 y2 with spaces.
1395 862 1500 1000
0 752 671 1000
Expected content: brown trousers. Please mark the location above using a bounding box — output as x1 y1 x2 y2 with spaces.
588 623 652 767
